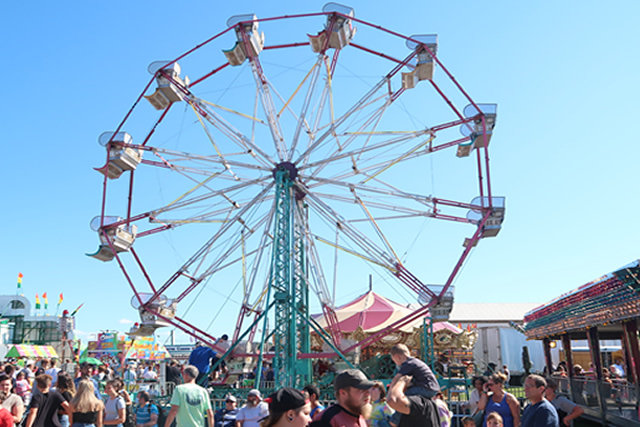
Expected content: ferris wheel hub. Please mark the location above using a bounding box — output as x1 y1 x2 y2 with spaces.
272 161 299 181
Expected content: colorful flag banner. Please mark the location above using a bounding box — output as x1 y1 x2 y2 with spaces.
35 294 41 310
43 293 48 310
71 303 84 317
58 293 64 305
17 273 23 289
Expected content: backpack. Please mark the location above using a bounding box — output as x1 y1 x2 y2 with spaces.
148 402 166 427
124 405 135 427
309 405 343 427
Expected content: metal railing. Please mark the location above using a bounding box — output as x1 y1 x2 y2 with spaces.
552 375 639 424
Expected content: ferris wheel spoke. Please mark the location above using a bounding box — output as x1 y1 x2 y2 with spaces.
197 98 267 126
304 176 433 209
194 209 273 280
304 236 334 306
359 135 436 184
303 56 333 165
298 184 398 268
301 130 430 171
248 58 288 161
152 182 275 299
242 203 277 308
295 76 390 164
186 98 244 181
310 192 431 218
147 146 273 172
285 56 326 160
308 95 392 179
296 44 420 167
151 176 271 218
262 80 315 161
192 97 277 167
349 187 402 261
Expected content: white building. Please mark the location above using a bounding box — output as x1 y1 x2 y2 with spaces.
448 302 547 375
0 295 66 358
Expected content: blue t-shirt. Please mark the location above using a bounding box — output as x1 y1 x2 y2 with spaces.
398 357 440 393
521 400 559 427
310 404 325 419
135 403 159 427
214 408 238 427
188 347 217 375
73 377 102 400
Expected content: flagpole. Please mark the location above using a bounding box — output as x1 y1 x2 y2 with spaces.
17 273 23 297
56 293 64 317
43 293 49 316
35 294 41 315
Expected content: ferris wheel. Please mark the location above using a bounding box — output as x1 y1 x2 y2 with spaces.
89 2 504 388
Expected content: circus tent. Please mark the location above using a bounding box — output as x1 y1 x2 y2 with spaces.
312 291 462 334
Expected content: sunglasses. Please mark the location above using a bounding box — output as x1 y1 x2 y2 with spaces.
487 383 495 387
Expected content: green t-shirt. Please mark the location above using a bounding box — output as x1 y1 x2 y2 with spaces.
170 383 212 427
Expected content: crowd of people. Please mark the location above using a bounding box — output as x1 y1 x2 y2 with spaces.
0 357 166 427
0 343 592 427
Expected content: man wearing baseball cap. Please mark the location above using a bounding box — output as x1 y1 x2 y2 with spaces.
236 389 269 427
311 369 373 427
214 395 238 427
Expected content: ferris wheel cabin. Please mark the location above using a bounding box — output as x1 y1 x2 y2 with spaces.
457 103 497 157
401 34 438 89
467 196 506 238
128 294 177 337
308 3 356 52
86 215 138 262
95 131 143 180
144 61 189 110
419 285 455 322
223 14 265 66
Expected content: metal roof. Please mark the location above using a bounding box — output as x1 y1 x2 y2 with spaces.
447 302 542 322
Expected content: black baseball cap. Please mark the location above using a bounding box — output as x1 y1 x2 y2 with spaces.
334 369 375 391
265 388 308 412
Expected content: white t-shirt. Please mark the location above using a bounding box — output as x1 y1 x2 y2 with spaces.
236 402 268 427
143 369 158 380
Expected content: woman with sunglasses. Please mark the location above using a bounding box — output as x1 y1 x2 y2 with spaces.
477 373 520 427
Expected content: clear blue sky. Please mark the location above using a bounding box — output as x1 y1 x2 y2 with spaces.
2 1 639 344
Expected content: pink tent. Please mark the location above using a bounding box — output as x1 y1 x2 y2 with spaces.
313 291 461 334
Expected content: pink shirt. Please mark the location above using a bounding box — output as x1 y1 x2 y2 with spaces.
14 379 30 398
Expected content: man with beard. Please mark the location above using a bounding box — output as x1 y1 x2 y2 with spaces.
311 369 373 427
73 363 102 400
235 389 268 427
387 374 440 427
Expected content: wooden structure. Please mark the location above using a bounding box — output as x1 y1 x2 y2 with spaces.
524 260 640 426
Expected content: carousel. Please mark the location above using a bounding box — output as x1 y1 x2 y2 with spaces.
311 290 477 380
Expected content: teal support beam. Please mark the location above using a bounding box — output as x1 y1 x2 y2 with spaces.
266 164 311 388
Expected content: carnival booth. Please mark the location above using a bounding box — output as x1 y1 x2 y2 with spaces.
86 332 171 395
5 344 59 359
